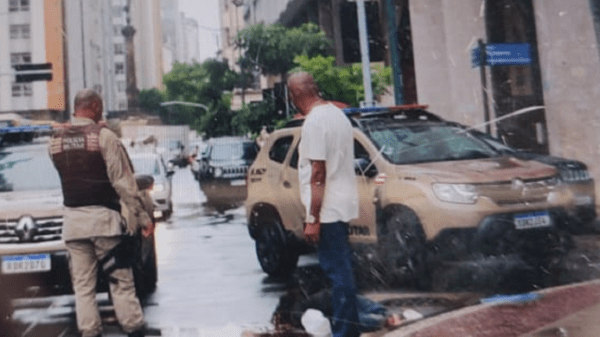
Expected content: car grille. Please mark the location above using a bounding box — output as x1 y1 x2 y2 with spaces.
476 177 558 206
221 165 248 178
0 217 63 244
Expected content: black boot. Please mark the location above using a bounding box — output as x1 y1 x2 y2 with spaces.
128 329 144 337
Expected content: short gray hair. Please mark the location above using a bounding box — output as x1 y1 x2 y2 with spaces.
74 89 102 111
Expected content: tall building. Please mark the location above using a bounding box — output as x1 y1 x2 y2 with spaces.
160 0 180 74
181 14 200 64
219 0 246 70
131 0 164 90
66 0 163 115
0 0 66 120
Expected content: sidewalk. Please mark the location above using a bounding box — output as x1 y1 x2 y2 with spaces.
382 279 600 337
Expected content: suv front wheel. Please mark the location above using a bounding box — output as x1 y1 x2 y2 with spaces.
254 215 299 277
377 205 430 289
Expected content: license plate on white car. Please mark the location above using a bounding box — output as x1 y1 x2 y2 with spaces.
2 254 51 274
514 211 552 230
230 179 246 186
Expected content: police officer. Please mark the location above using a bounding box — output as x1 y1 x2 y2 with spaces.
49 89 154 337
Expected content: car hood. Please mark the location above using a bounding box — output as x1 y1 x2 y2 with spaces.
510 152 588 170
0 189 64 219
404 156 557 183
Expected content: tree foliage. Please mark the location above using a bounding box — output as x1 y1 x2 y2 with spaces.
160 60 239 137
237 23 332 76
139 88 164 115
292 55 392 107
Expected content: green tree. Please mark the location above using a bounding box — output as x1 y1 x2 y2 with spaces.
139 88 164 115
292 55 392 107
237 23 332 77
161 59 239 136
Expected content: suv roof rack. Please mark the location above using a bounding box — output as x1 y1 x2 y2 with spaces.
345 104 442 122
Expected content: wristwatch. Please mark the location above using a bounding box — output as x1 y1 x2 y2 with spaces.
306 214 316 223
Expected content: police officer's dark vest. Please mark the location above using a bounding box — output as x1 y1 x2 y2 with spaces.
50 124 121 212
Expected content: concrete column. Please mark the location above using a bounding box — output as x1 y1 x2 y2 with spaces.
409 0 484 124
533 0 600 198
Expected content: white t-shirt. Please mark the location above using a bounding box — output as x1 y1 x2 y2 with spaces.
298 103 359 223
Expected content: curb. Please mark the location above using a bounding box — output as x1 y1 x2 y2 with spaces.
383 279 600 337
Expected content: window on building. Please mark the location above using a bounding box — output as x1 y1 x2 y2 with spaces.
93 84 102 95
117 81 126 92
11 83 31 97
113 25 122 36
10 52 31 66
9 25 19 39
114 43 125 55
21 24 30 39
23 83 32 96
115 62 125 74
9 0 18 12
10 25 30 39
10 0 29 11
11 83 22 97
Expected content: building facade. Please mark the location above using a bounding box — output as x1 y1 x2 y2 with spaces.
0 0 66 120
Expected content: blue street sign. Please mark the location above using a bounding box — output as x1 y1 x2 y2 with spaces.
472 43 532 67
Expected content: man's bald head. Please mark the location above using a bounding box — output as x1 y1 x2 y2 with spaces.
74 89 103 122
287 72 322 116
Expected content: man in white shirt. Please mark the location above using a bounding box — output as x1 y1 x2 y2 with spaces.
288 72 360 337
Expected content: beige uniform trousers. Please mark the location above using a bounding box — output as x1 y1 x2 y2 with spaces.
67 236 145 337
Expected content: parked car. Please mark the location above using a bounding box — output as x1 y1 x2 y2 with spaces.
129 152 174 220
0 141 157 302
464 128 597 234
197 137 259 212
245 105 574 286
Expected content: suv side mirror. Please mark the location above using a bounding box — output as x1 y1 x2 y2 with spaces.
354 158 377 178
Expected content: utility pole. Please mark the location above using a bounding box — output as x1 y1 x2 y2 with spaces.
123 0 139 111
356 0 374 107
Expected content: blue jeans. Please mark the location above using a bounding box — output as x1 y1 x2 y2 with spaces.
318 221 360 337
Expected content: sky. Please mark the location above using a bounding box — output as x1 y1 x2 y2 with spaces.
179 0 221 62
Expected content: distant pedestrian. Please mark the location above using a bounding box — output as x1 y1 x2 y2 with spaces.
49 89 153 337
288 72 360 337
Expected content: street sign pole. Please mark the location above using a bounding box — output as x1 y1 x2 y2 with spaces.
478 39 491 135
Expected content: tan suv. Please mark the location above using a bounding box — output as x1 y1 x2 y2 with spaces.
245 106 575 284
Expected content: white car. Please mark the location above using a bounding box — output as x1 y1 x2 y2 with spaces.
129 152 174 220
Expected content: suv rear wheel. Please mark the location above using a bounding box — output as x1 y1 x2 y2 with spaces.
254 215 299 277
377 205 430 289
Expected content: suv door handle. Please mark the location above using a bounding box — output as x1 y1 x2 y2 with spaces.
283 181 292 188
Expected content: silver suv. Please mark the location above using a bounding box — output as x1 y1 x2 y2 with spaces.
245 106 575 285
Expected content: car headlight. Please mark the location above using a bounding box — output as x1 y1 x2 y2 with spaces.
151 183 165 193
432 183 478 204
214 167 223 178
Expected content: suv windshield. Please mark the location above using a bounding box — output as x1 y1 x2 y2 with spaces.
0 145 61 192
211 141 258 161
366 124 500 165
